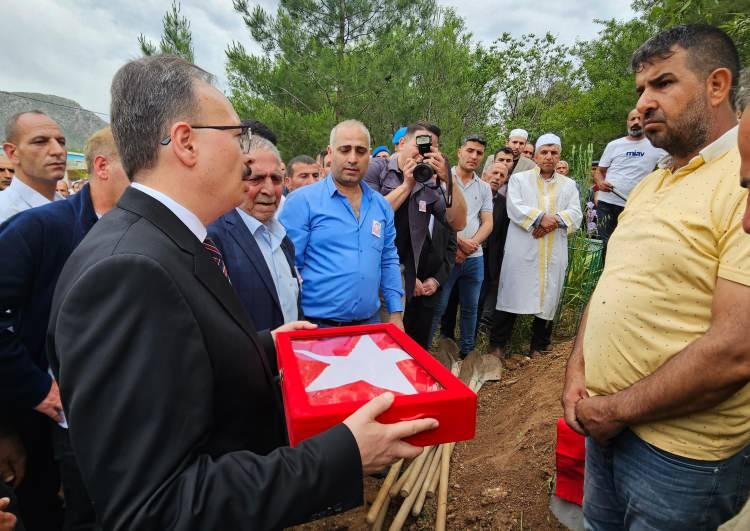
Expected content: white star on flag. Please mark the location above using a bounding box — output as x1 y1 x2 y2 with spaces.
295 334 418 395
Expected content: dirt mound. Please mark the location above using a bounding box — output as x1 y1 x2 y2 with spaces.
295 340 572 531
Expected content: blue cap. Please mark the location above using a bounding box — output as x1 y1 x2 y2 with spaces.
372 145 390 157
392 126 407 146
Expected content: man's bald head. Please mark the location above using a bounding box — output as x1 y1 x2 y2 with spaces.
3 111 66 186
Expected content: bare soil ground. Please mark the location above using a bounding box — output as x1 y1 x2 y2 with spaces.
294 339 572 531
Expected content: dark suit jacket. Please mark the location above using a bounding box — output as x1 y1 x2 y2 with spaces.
46 187 362 531
207 209 300 332
416 218 457 307
0 184 97 409
484 193 510 286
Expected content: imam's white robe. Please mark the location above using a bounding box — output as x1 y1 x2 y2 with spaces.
496 167 582 320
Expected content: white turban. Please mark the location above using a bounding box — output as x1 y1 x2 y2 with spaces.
508 128 528 140
535 133 561 150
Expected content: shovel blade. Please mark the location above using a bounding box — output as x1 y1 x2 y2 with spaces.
478 354 503 384
432 341 452 370
459 350 480 387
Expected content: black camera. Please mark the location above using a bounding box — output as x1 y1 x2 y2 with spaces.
413 134 434 183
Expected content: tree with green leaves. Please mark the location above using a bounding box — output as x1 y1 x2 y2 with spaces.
138 1 195 63
546 18 656 155
226 0 494 159
632 0 750 64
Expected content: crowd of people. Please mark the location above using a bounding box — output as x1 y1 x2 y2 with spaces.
0 21 749 531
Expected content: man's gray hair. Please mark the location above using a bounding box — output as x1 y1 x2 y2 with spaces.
110 55 216 179
247 135 281 162
329 119 371 148
737 68 750 114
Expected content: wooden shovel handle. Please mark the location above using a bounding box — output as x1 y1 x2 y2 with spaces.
366 459 403 524
436 444 451 531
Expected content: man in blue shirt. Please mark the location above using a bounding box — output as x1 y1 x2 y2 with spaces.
279 120 404 328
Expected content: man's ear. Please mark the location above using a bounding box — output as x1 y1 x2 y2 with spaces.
170 122 198 168
706 67 734 108
3 143 18 165
93 155 109 180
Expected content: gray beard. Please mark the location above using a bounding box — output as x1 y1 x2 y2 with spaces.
628 128 644 138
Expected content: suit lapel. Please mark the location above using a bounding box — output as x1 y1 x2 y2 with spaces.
225 210 282 313
280 237 297 280
118 188 260 342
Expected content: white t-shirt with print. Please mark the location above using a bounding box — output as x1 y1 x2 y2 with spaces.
598 137 667 207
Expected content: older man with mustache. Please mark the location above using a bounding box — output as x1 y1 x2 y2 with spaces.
208 135 301 331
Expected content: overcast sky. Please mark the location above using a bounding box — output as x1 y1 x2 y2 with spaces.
0 0 636 120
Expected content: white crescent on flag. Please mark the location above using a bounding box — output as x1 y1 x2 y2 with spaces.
295 334 418 395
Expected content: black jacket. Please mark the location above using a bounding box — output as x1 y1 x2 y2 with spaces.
416 218 457 296
484 193 510 286
47 187 362 530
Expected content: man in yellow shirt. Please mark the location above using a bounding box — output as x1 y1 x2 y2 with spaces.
562 24 750 530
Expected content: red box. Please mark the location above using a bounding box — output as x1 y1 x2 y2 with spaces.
555 418 585 506
275 323 477 447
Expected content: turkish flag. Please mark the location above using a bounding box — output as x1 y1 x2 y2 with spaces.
292 332 443 406
276 324 476 446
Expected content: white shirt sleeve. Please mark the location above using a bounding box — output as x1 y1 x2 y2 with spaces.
599 141 616 169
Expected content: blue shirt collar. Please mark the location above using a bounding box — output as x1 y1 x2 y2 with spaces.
324 174 372 198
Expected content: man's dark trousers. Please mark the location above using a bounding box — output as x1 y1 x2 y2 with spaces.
596 201 624 261
489 310 552 353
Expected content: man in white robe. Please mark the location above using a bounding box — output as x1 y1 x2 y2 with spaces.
488 133 582 364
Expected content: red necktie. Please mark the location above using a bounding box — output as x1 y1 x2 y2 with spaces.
202 237 228 279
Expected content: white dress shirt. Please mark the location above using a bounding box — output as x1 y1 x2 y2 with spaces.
0 177 64 223
131 183 207 242
236 207 299 324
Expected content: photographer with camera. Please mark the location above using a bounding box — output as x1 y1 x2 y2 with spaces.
364 122 466 346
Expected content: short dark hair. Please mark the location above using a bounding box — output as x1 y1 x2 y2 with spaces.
405 121 442 140
494 146 514 158
110 55 216 179
286 155 317 177
461 134 486 147
4 110 49 143
631 24 740 109
242 119 277 145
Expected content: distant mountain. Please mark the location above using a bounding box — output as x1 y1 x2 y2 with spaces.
0 92 108 152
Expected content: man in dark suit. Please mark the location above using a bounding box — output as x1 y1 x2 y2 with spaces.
478 161 511 333
46 55 435 531
0 127 129 530
208 137 300 331
403 218 456 349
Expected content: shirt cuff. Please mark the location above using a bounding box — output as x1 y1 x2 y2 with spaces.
384 292 404 314
532 212 545 228
555 214 566 228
